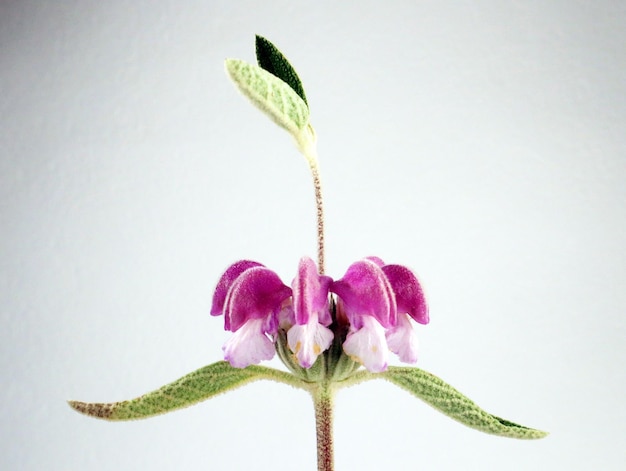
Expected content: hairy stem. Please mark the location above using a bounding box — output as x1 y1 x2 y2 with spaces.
298 125 325 274
313 383 334 471
309 158 325 274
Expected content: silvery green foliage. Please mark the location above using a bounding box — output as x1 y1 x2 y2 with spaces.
69 362 302 420
69 37 547 445
69 361 546 439
255 35 308 106
380 367 547 439
225 58 309 137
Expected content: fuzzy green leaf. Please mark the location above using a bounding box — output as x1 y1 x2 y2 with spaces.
381 367 548 439
68 361 304 421
255 35 308 106
225 59 310 137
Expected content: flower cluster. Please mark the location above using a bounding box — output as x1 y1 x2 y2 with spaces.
211 256 428 373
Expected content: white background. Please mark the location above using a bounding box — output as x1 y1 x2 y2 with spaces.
2 1 625 469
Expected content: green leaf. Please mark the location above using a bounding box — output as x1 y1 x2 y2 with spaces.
255 35 308 106
68 361 304 421
381 367 548 439
225 59 310 137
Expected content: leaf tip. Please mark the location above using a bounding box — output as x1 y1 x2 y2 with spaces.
255 34 267 47
224 58 244 84
493 415 549 439
68 399 116 420
223 57 237 72
528 428 550 439
519 429 550 440
252 35 308 107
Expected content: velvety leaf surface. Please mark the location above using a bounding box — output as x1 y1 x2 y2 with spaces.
381 367 548 439
255 35 308 106
68 361 303 421
225 59 310 136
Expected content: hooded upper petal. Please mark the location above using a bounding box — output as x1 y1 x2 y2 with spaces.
364 256 385 267
224 266 292 332
381 264 428 324
331 259 397 328
211 260 264 316
211 256 429 372
285 257 334 368
292 256 332 326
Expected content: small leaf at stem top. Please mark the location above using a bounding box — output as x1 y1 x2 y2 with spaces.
256 35 308 107
225 59 310 137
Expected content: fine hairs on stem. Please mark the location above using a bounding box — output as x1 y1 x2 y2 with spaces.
298 125 326 274
308 154 325 275
299 127 334 469
313 384 334 471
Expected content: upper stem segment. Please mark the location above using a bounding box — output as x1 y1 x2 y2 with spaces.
297 125 325 274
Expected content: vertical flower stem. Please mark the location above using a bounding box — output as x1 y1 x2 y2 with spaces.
297 125 325 274
309 158 325 275
313 382 334 471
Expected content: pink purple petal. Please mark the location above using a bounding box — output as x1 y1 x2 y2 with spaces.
382 264 428 324
386 313 419 363
287 313 334 368
364 256 385 267
331 259 396 328
292 256 332 325
211 260 264 316
342 316 389 372
222 318 275 368
224 266 292 332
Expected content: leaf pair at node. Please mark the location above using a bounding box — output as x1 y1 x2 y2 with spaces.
225 36 310 139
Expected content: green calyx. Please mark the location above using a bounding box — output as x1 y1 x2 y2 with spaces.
274 325 362 384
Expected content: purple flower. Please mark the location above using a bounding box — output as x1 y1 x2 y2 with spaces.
287 257 334 368
211 261 291 368
331 259 396 372
331 258 428 372
381 264 428 363
211 256 428 373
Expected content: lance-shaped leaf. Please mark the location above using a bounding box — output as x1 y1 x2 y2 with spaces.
381 367 548 439
68 361 304 421
225 59 310 137
255 35 308 106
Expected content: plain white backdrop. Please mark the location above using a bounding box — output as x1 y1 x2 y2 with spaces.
2 1 625 469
